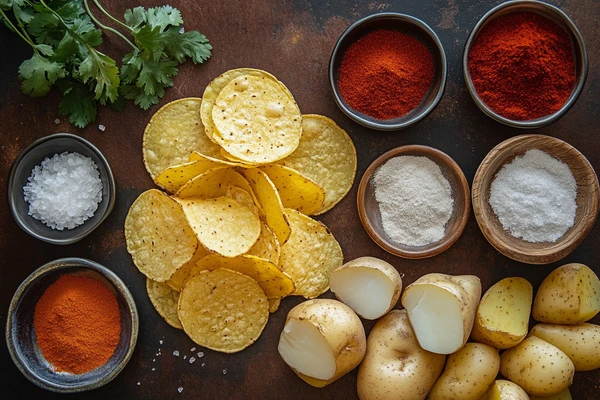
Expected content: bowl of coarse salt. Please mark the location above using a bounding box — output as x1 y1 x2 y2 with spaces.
472 134 599 264
357 145 471 258
8 133 116 245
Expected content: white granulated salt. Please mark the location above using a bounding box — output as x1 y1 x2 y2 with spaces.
23 152 103 230
189 357 196 364
489 149 577 243
372 156 454 246
178 387 183 393
173 350 180 357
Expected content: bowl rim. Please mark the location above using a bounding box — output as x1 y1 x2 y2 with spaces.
329 12 447 131
5 257 139 393
462 0 589 129
472 134 600 264
357 144 470 258
7 133 116 245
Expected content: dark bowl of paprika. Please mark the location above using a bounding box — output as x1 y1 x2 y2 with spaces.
329 12 447 131
6 257 139 393
463 0 588 129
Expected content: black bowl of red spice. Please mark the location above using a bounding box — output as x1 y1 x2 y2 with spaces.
6 258 138 393
464 0 588 129
329 13 447 131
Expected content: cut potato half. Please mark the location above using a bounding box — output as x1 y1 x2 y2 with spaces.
481 380 530 400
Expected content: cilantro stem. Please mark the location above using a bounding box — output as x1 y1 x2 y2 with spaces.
91 0 133 32
82 0 139 52
0 8 37 51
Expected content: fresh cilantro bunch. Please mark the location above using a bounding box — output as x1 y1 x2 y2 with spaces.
0 0 211 128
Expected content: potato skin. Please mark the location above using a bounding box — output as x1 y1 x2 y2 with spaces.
357 310 445 400
427 342 500 400
530 387 572 400
500 336 574 396
529 323 600 371
480 380 530 400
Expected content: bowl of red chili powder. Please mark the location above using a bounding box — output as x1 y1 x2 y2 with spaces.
329 13 447 131
464 0 588 128
6 258 138 393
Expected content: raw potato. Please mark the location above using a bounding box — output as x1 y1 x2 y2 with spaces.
480 380 530 400
329 257 402 320
530 388 572 400
277 299 366 387
499 336 574 397
529 323 600 371
532 263 600 324
357 310 445 400
428 342 500 400
471 277 532 349
401 274 481 354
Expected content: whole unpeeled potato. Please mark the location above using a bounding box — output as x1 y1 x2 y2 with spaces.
357 309 445 400
480 380 529 400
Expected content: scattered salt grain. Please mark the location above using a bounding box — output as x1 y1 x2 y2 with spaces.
153 359 156 362
23 152 103 230
189 357 196 364
183 355 187 360
178 387 183 393
152 368 155 371
179 27 185 34
197 352 204 358
98 124 106 132
223 369 227 375
159 340 163 345
54 118 60 124
202 363 205 366
137 382 141 386
173 350 180 357
191 347 196 352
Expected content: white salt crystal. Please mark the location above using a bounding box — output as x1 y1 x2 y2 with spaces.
159 340 163 345
152 368 155 371
197 352 204 358
98 124 106 132
178 387 183 393
189 357 195 364
190 347 196 352
202 363 205 366
223 369 227 375
137 382 140 386
179 27 185 34
183 355 187 360
173 350 180 357
54 118 60 124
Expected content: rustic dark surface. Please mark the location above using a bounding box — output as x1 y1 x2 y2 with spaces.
1 0 598 398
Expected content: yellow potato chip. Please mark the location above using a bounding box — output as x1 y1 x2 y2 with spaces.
247 222 280 265
143 98 223 179
154 159 221 194
178 268 269 353
177 197 261 258
259 164 325 215
280 208 344 298
191 253 294 298
167 244 210 292
278 114 357 214
176 167 253 199
125 189 197 282
146 278 182 329
189 150 251 168
219 148 261 166
242 168 291 244
212 75 302 163
268 298 281 313
225 186 260 216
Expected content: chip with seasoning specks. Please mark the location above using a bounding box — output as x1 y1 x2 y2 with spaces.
167 244 210 292
177 197 261 258
280 208 344 298
212 74 302 164
191 253 294 298
125 189 197 282
176 167 254 200
247 222 280 265
259 164 325 215
146 278 182 329
189 150 252 168
154 159 221 194
225 186 261 216
178 268 269 353
278 114 357 215
268 298 281 313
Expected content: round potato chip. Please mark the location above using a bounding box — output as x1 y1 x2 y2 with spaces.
259 164 325 215
219 148 261 166
176 167 254 199
189 150 251 169
212 75 302 163
247 222 280 265
178 268 269 353
125 189 197 282
155 159 221 194
280 208 344 298
167 244 210 292
191 253 294 298
143 98 223 179
146 278 182 329
278 114 357 214
177 197 261 258
268 298 281 313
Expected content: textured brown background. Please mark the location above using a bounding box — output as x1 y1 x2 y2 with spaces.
1 0 598 398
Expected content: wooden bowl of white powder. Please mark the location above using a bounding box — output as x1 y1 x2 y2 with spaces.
358 145 470 258
472 134 599 264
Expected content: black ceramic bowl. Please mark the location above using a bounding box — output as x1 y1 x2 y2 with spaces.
329 13 447 131
7 133 116 245
6 258 138 393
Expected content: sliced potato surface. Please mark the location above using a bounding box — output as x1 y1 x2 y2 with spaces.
147 278 182 329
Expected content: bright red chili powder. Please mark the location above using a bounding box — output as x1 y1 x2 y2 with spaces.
337 29 435 120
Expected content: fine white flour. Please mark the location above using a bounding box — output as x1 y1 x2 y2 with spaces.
489 149 577 243
372 156 454 246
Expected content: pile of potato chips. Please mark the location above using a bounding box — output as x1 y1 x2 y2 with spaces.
125 68 357 353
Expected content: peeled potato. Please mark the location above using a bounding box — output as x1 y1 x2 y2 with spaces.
471 277 533 349
532 263 600 324
329 257 402 320
277 299 366 387
481 380 529 400
401 273 481 354
530 388 572 400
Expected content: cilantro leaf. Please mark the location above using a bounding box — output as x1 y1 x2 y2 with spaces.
57 79 97 128
120 84 160 110
163 28 212 64
123 6 146 29
146 6 182 30
77 51 119 104
0 0 24 10
18 52 65 96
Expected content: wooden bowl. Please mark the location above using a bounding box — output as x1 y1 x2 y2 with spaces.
357 145 470 258
472 135 599 264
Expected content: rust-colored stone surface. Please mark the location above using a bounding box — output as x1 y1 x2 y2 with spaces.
1 0 598 399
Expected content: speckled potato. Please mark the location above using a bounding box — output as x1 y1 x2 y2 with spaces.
529 323 600 371
500 336 574 396
428 342 500 400
277 299 366 387
471 277 532 349
480 380 530 400
357 310 445 400
530 388 572 400
401 273 481 354
532 263 600 324
329 257 402 320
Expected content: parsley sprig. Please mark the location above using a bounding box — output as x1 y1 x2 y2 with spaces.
0 0 211 128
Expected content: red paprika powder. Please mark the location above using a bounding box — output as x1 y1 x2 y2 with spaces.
337 29 435 120
468 12 575 121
